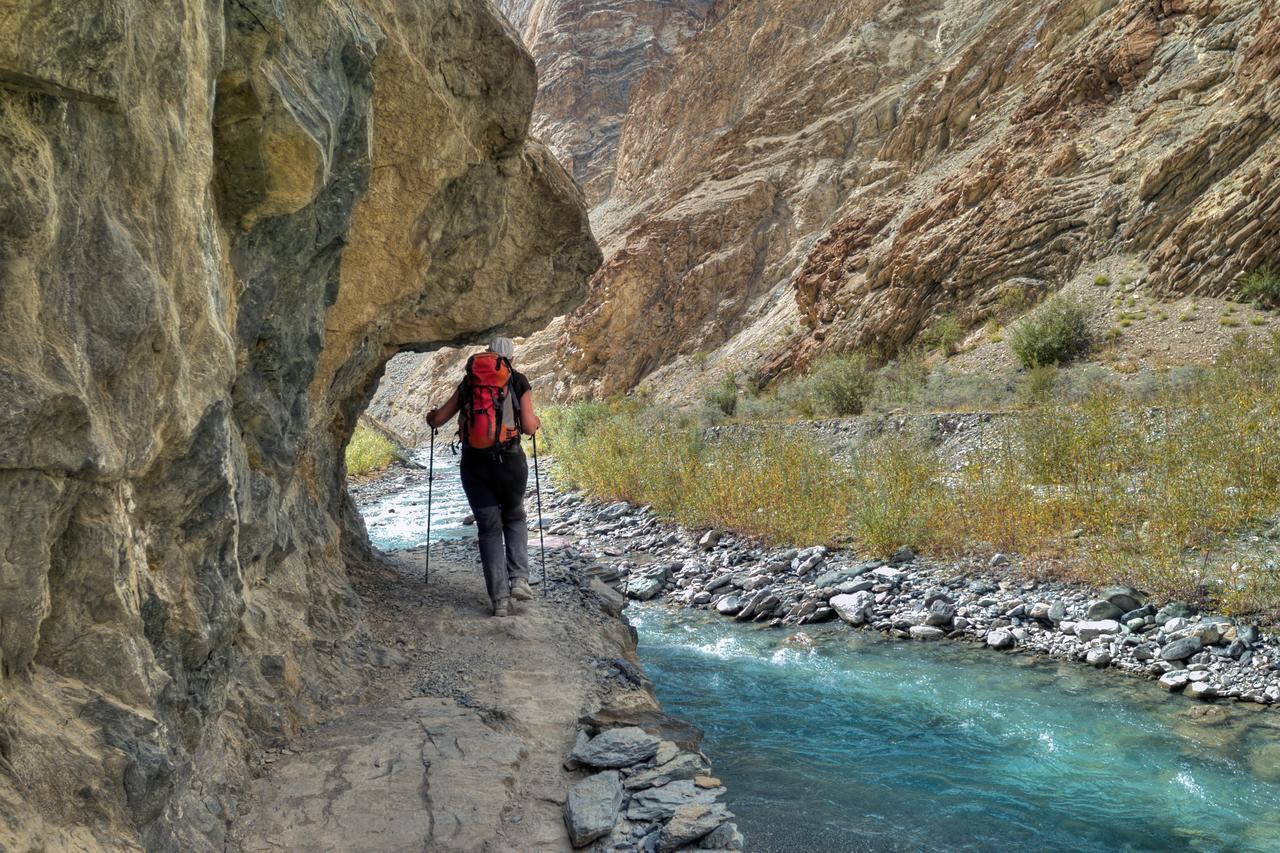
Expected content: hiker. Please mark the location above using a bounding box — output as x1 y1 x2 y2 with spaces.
426 337 541 617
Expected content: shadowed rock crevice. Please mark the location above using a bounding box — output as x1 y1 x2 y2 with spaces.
0 0 599 848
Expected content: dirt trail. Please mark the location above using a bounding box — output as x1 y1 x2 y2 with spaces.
233 543 634 852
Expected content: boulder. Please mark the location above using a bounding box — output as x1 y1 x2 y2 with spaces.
626 780 719 821
699 820 745 850
1085 649 1112 668
830 591 875 626
1074 620 1121 641
624 753 707 791
1085 600 1125 621
1160 637 1204 661
657 803 734 852
588 578 627 616
569 727 660 769
986 630 1015 650
1158 671 1190 692
925 600 956 627
1100 586 1145 613
715 595 743 616
909 626 945 641
1186 681 1219 701
626 576 664 601
564 771 623 847
1154 601 1195 626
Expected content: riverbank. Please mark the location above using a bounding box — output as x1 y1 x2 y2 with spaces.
229 532 743 851
537 487 1280 709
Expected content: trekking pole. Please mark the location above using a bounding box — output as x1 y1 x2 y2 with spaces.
424 427 437 585
532 432 548 597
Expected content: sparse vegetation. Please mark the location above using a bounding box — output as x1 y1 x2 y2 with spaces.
1008 295 1093 368
1241 265 1280 308
550 333 1280 617
1093 274 1111 287
705 373 739 417
345 423 406 476
923 314 965 356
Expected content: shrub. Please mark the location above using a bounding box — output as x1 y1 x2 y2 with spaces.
345 424 405 476
1241 265 1280 308
705 373 739 417
922 314 965 356
805 353 876 416
1093 274 1111 287
1008 294 1093 368
1020 364 1058 403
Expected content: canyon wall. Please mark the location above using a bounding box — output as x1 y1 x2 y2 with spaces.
0 0 598 847
376 0 1278 426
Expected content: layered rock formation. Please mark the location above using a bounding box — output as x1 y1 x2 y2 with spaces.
0 0 597 847
378 0 1279 416
497 0 715 205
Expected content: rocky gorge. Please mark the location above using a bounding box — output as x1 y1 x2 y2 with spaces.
373 0 1280 418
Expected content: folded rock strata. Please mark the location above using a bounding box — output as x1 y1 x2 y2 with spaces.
0 0 598 847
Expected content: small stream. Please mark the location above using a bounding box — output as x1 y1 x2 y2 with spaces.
359 450 473 551
631 605 1280 852
355 469 1280 852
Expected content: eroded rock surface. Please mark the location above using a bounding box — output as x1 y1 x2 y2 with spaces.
0 0 597 847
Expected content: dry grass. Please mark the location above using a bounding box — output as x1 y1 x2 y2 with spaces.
549 334 1280 618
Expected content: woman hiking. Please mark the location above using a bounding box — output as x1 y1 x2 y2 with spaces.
426 337 541 617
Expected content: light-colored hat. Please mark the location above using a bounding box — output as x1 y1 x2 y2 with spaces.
487 336 515 360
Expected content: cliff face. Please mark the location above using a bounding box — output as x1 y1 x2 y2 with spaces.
781 0 1280 370
0 0 597 847
496 0 715 206
563 0 1279 395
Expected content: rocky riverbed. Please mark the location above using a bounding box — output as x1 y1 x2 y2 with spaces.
530 487 1280 710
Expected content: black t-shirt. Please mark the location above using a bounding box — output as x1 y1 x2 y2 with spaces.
510 369 531 401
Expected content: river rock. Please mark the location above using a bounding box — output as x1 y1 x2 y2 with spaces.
815 565 871 589
1086 649 1112 668
564 771 623 847
624 753 707 791
699 530 722 551
1159 671 1190 691
626 576 664 601
570 727 660 769
657 803 734 852
830 591 875 626
1047 601 1066 624
699 821 745 850
705 574 733 593
1085 600 1125 621
872 566 908 585
909 626 945 641
1160 637 1204 661
1074 620 1121 641
1100 586 1145 613
986 630 1015 650
626 780 718 821
715 595 743 616
1186 681 1219 701
925 600 956 627
588 579 627 616
1155 602 1195 625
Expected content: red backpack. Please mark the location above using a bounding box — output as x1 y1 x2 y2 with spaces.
459 352 521 449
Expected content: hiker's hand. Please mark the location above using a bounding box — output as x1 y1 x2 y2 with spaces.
426 408 439 428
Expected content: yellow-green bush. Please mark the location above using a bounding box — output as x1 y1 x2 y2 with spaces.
345 424 404 476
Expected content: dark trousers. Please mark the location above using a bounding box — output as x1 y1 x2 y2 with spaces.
459 448 529 603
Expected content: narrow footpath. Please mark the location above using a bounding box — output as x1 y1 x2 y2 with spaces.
232 543 636 852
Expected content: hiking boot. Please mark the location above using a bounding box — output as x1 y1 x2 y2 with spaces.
492 599 511 618
510 578 534 601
